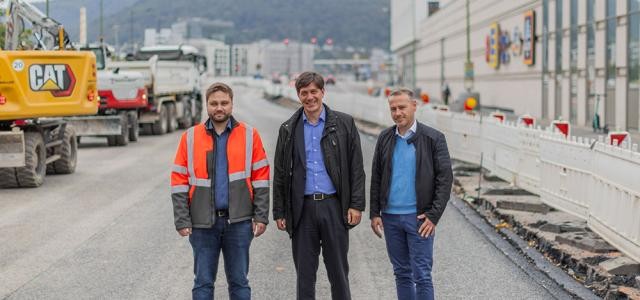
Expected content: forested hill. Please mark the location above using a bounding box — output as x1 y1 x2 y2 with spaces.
39 0 390 49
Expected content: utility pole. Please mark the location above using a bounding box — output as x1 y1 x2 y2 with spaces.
113 25 119 58
298 26 302 73
466 0 470 64
463 0 474 92
99 0 104 43
45 0 49 17
129 11 134 52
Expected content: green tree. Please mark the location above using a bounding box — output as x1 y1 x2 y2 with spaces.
0 8 5 49
0 24 5 49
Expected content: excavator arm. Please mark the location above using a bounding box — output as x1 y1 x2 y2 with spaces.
3 0 70 50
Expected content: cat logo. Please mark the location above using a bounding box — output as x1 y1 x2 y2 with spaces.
29 64 77 97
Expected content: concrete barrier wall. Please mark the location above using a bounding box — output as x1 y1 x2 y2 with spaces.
248 78 640 262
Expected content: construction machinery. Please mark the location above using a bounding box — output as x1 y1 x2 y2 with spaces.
64 44 147 146
111 45 207 135
0 0 98 187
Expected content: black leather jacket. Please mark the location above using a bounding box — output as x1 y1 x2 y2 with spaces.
273 104 366 236
370 122 453 225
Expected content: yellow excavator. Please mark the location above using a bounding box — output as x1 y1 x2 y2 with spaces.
0 0 98 187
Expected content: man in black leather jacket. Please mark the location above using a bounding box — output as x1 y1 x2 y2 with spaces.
369 88 453 300
273 72 365 300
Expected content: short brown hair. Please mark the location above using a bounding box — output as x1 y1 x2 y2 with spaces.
389 88 415 101
295 72 324 93
206 82 233 100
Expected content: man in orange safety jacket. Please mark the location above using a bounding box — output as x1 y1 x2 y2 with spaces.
170 82 270 300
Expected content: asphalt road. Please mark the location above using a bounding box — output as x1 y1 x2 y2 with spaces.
0 85 558 299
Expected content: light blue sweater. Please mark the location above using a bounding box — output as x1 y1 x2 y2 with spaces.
385 135 417 214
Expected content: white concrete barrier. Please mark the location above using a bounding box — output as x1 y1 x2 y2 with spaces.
248 78 640 262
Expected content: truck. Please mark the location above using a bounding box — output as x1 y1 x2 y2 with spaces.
0 0 99 188
63 45 147 146
110 45 207 135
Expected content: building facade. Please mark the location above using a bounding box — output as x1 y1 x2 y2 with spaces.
412 0 639 132
390 0 429 87
231 44 250 76
189 39 230 77
244 40 315 78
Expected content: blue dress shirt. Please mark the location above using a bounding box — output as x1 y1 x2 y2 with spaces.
206 118 232 210
303 108 336 195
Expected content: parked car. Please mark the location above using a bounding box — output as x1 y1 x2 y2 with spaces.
325 74 336 85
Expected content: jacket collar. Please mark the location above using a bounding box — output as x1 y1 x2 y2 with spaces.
204 115 239 133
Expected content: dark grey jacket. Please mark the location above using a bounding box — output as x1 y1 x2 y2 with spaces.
273 105 366 237
370 121 453 225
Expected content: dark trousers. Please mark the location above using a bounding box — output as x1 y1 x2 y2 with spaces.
189 218 253 300
292 197 351 300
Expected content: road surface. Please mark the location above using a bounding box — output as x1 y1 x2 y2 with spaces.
0 84 559 299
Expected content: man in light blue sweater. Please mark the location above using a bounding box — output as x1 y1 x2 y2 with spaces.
370 88 453 300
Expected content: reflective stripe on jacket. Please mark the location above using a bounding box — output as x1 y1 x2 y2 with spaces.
171 118 270 229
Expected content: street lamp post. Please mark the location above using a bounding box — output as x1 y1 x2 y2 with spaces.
463 0 474 92
99 0 104 43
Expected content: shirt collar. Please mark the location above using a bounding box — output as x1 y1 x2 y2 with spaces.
206 118 232 131
395 119 417 139
302 106 325 124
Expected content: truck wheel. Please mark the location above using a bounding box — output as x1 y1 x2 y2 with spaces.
178 101 192 129
128 111 139 142
0 168 19 188
166 103 177 133
192 98 203 125
52 126 78 174
141 123 153 135
152 106 168 135
46 160 57 175
16 132 46 187
114 113 130 146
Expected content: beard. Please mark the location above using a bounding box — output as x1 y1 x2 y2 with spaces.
209 112 231 124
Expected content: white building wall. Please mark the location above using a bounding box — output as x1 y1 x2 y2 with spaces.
416 0 542 117
186 39 229 77
231 45 249 76
412 0 637 131
144 29 156 47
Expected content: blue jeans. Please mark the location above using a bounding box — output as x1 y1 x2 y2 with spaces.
382 213 435 300
189 218 253 300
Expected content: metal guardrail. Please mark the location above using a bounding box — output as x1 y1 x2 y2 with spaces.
244 78 640 263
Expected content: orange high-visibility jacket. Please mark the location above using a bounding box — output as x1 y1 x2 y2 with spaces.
171 118 270 229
